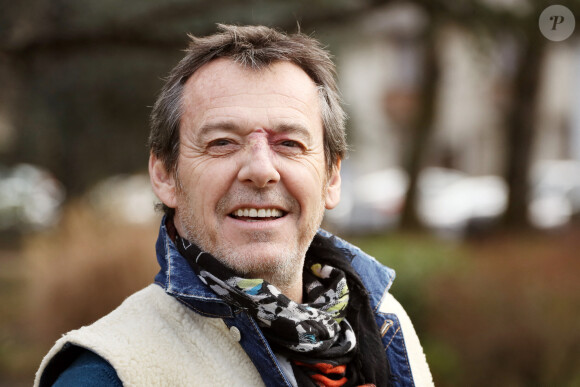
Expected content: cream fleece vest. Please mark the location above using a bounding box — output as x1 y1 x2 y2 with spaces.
35 284 433 386
34 284 264 387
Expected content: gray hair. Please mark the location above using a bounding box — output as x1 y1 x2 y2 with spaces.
148 24 347 215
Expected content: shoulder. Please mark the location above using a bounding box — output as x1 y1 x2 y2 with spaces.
36 284 264 387
35 285 174 386
51 348 122 387
379 291 434 386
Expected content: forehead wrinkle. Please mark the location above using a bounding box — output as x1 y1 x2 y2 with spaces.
205 90 314 112
196 102 317 130
200 105 316 127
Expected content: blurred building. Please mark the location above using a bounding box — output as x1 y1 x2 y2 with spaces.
324 3 580 233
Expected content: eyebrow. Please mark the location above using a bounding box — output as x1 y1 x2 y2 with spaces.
197 120 313 142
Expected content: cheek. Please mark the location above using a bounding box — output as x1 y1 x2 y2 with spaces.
178 160 234 210
177 163 213 209
281 162 327 209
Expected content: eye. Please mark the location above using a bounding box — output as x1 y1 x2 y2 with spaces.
205 138 239 156
208 138 233 147
274 139 307 156
279 140 303 149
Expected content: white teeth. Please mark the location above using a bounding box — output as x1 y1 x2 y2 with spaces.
233 208 284 218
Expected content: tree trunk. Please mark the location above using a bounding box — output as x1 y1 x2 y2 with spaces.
400 24 440 230
502 37 546 229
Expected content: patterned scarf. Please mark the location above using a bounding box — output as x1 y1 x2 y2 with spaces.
173 229 390 387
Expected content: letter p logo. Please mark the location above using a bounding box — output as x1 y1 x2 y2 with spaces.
540 5 575 41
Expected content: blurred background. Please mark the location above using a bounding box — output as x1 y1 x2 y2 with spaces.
1 0 579 385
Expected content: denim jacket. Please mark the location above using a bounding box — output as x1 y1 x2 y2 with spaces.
154 223 422 386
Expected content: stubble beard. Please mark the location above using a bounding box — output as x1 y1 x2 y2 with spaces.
174 184 326 294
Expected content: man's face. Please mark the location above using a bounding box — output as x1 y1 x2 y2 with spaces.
152 58 340 288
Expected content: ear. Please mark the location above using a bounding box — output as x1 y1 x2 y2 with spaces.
324 159 341 210
149 153 178 209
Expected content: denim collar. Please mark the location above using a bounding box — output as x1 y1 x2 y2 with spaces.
316 229 396 312
153 219 235 318
153 219 395 317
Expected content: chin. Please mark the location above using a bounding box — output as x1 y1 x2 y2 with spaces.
214 239 305 282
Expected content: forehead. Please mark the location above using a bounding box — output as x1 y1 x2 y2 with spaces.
180 58 322 133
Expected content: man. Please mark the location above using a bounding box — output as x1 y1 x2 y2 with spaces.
35 25 433 386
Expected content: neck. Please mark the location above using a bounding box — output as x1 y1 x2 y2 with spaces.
278 279 303 304
261 271 303 304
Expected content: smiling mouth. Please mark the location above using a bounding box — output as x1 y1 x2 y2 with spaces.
229 208 286 221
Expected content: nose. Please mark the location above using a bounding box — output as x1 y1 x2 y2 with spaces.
237 138 281 188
